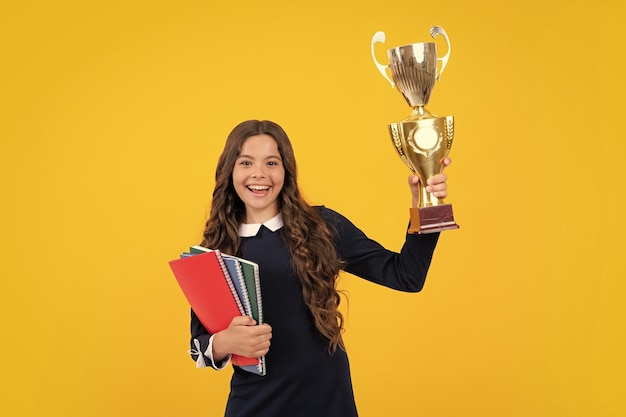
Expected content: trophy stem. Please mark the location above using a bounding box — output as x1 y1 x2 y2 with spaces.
407 106 434 121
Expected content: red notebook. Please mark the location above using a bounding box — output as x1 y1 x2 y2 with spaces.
169 250 258 367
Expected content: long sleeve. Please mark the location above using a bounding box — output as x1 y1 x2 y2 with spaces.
189 309 231 369
320 206 439 292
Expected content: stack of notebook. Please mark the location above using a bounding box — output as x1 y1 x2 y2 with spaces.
169 246 266 376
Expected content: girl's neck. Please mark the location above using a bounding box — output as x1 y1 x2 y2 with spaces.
244 210 280 225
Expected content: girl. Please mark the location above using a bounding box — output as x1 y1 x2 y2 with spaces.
189 119 450 416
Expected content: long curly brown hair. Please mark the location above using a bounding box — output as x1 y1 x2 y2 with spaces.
201 120 345 352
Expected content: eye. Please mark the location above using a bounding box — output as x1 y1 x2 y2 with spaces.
239 160 252 166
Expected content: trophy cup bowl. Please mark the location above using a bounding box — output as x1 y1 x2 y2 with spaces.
388 42 438 108
372 26 459 234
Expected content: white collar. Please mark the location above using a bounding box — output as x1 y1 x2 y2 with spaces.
238 213 284 237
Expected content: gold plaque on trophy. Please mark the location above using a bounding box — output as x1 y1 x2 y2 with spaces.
371 26 459 234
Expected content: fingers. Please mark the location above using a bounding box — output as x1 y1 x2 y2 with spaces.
427 172 447 186
226 318 272 358
426 185 447 198
251 323 272 337
231 315 257 326
408 160 451 199
240 323 272 357
408 157 451 185
441 157 452 171
251 324 272 356
426 172 448 198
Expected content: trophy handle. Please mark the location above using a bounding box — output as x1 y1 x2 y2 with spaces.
371 31 395 87
430 26 451 81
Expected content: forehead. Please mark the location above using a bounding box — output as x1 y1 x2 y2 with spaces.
239 134 280 156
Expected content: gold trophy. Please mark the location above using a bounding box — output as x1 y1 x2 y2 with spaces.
371 26 459 234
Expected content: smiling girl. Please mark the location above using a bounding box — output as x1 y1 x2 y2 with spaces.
189 119 450 417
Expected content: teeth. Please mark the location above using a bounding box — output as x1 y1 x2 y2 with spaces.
248 185 269 191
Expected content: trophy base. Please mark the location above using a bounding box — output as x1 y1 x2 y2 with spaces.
408 204 459 234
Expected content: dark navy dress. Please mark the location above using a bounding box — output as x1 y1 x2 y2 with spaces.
190 207 439 417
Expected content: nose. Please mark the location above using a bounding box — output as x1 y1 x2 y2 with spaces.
251 168 266 179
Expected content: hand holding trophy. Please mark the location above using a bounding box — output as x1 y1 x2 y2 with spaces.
371 26 459 234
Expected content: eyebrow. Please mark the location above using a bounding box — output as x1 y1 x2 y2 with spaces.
237 154 282 160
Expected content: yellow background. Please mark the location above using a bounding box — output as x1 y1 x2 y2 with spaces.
1 0 624 416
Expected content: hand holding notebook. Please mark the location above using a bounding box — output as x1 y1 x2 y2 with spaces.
169 247 266 376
